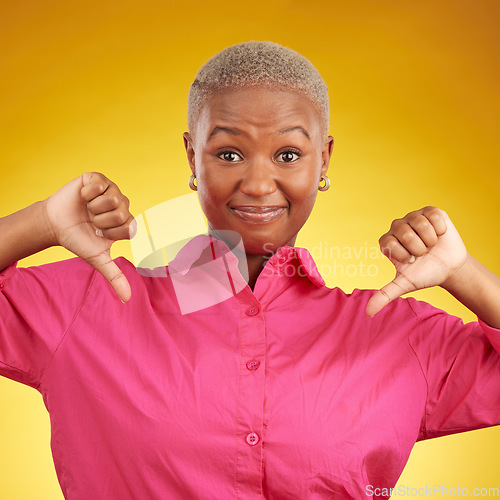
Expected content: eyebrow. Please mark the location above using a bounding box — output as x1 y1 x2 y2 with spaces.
208 126 241 140
207 125 311 141
278 126 310 139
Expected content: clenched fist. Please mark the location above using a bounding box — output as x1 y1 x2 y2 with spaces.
44 172 136 302
366 206 468 317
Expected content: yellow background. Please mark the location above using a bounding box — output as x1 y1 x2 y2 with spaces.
1 0 499 497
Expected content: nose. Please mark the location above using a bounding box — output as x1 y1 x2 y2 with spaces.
239 159 277 197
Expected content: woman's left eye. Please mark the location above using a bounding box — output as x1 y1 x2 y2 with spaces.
276 151 300 163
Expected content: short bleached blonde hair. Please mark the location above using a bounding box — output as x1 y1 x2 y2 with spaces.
187 41 330 137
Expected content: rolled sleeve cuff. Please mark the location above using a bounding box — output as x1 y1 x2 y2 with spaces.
478 317 500 353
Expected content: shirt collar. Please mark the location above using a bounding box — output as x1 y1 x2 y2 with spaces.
168 234 325 288
264 245 326 288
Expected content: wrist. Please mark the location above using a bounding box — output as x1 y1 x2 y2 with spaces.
37 200 58 249
440 253 474 294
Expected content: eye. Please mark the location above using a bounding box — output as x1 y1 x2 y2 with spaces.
276 150 300 163
218 150 243 162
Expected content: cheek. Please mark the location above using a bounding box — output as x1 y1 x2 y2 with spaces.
282 169 321 205
196 158 235 196
196 181 234 229
197 188 221 217
195 165 227 208
293 191 319 221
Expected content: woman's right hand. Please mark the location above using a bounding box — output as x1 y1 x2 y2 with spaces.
44 172 135 302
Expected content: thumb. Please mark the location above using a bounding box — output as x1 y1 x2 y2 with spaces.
87 250 132 302
366 274 415 317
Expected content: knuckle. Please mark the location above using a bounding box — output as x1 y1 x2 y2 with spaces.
118 197 129 211
385 237 399 250
93 182 106 194
109 193 120 207
381 238 399 258
424 206 443 218
115 210 127 225
399 231 415 244
390 218 403 230
413 219 430 233
83 248 109 266
407 212 424 225
108 271 124 284
93 172 107 182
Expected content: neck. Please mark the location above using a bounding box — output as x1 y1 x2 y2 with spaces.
206 227 297 290
245 254 269 290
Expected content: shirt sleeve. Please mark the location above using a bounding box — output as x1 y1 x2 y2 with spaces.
406 297 500 440
0 258 96 389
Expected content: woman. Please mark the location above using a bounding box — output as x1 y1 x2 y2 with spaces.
0 41 499 499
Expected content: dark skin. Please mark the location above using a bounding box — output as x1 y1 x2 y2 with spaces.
1 87 499 326
183 88 334 289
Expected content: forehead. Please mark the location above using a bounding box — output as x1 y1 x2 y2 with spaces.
194 87 323 137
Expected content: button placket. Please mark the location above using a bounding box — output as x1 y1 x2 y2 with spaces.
235 299 267 495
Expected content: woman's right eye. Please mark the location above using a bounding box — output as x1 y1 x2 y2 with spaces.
218 151 243 162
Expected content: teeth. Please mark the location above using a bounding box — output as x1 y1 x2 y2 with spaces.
232 207 286 223
237 207 278 213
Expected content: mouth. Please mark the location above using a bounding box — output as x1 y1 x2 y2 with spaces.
230 205 287 223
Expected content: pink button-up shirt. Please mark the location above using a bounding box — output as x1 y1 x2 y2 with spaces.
1 236 499 499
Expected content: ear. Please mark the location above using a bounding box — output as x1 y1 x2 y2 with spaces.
183 132 196 175
321 135 334 176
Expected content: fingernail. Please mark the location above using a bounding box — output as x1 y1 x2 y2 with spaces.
408 255 416 263
96 229 103 238
120 299 125 304
129 219 137 239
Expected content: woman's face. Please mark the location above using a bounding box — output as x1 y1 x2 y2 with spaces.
183 87 334 255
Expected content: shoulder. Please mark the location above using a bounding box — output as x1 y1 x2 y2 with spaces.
1 257 97 285
1 256 142 294
323 286 436 327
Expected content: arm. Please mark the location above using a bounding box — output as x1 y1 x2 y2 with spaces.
0 200 55 272
0 172 135 302
441 255 500 329
366 206 500 328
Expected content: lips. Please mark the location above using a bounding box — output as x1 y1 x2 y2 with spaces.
230 205 287 223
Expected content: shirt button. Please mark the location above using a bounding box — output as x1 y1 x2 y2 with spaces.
246 432 260 446
246 306 259 316
246 360 260 371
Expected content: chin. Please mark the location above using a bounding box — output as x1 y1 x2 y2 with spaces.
241 236 294 257
208 220 297 256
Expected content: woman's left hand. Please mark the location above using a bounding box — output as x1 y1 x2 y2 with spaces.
366 206 468 317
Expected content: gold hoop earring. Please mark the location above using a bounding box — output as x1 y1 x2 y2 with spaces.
188 174 197 191
318 174 330 192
